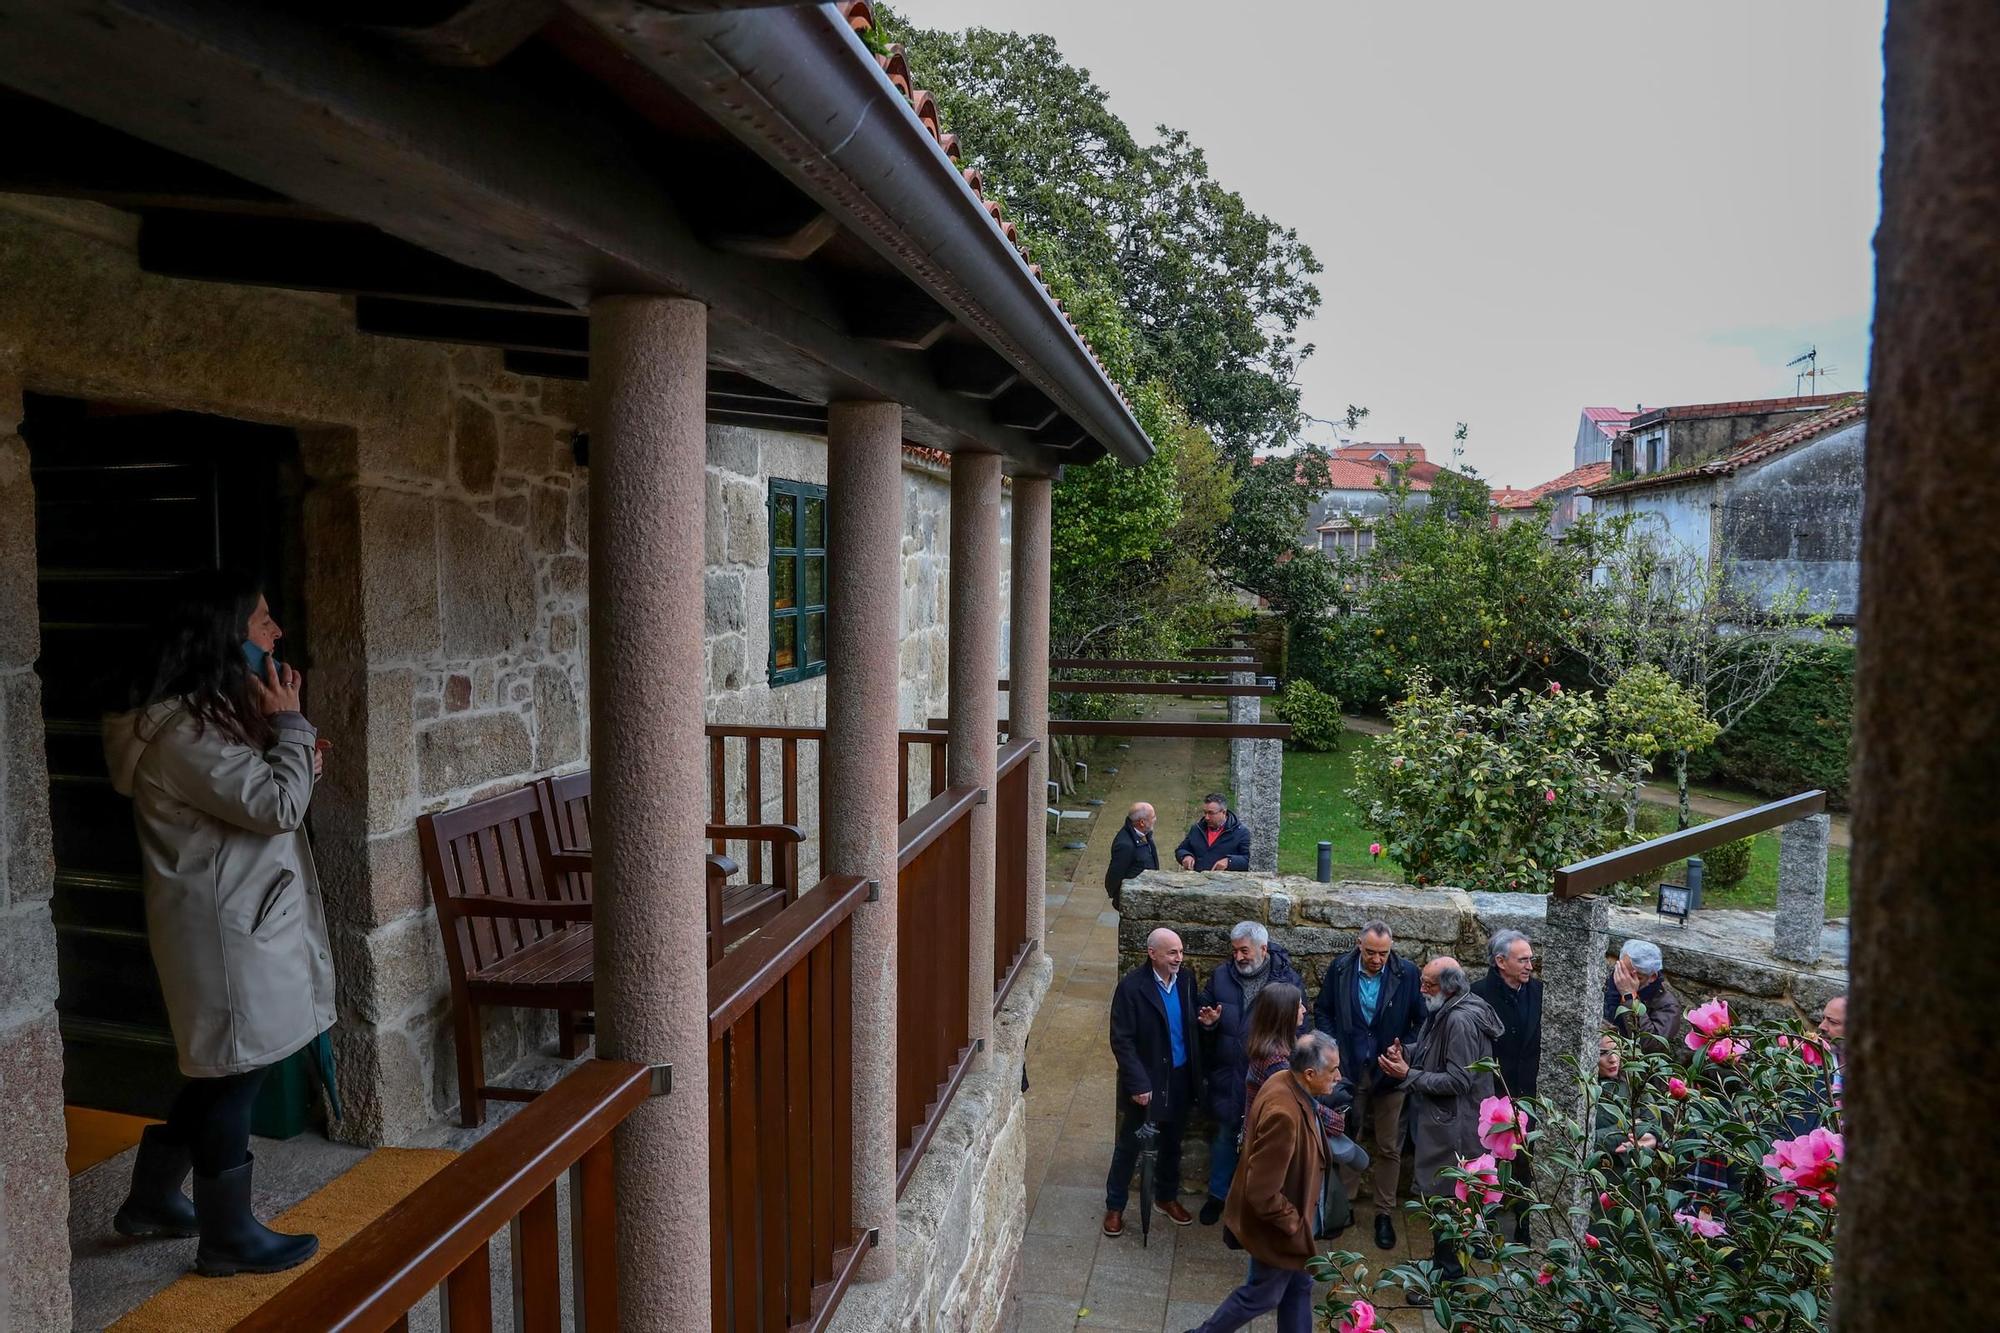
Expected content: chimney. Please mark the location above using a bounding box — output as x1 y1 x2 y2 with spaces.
1398 435 1406 444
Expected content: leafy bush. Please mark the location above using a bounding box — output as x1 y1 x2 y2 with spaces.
1273 679 1343 752
1603 664 1719 831
1289 613 1399 714
1351 674 1622 893
1312 1003 1843 1330
1689 643 1854 807
1702 836 1754 889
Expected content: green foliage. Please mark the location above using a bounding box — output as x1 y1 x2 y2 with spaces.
1604 664 1719 830
1215 446 1344 618
1689 643 1855 806
1702 836 1755 889
1351 674 1622 892
1272 679 1343 752
1289 612 1399 714
1313 1009 1842 1330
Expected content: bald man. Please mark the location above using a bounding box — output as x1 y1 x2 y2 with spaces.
1104 801 1159 911
1104 927 1205 1236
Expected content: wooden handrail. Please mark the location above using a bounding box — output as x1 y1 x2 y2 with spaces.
1553 789 1829 899
707 874 871 1038
230 1059 658 1333
705 723 826 740
707 822 806 844
995 736 1039 778
937 717 1294 740
896 784 986 871
1001 678 1275 696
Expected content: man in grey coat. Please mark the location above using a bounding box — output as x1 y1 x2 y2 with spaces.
1377 956 1504 1294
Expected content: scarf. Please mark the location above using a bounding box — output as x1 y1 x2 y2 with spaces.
1235 950 1275 1015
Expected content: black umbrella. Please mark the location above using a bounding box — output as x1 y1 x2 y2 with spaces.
1134 1120 1160 1246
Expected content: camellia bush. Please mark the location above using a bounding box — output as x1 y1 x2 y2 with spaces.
1275 678 1344 752
1310 1000 1843 1331
1350 673 1622 892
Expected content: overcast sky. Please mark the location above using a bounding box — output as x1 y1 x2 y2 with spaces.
897 0 1886 486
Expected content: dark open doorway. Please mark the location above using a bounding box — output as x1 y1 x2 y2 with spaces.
23 393 310 1133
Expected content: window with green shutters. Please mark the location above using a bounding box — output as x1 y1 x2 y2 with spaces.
768 478 828 685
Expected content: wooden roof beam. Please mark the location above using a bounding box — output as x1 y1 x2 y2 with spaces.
356 298 587 355
931 343 1019 400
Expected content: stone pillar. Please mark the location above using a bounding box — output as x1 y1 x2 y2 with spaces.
948 452 1003 1059
823 400 903 1280
0 353 72 1331
1228 669 1254 831
586 296 710 1327
1840 4 2000 1323
1008 475 1052 952
1227 671 1279 872
1537 891 1609 1235
1773 814 1830 965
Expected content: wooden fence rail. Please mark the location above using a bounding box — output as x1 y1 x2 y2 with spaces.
893 783 983 1196
229 1058 661 1333
937 718 1293 741
1553 790 1828 899
992 738 1037 1010
1045 658 1250 672
1000 678 1275 697
707 874 876 1333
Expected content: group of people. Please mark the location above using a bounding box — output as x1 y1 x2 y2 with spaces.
1106 914 1848 1333
1104 795 1252 910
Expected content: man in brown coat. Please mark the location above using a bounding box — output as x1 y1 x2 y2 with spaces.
1186 1032 1341 1333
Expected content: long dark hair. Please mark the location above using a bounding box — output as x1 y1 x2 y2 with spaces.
1245 981 1305 1067
130 569 273 747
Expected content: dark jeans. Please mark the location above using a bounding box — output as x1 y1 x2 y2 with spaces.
1105 1064 1192 1211
1193 1257 1314 1333
163 1067 272 1177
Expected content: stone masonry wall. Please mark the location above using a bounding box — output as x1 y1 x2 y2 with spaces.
1120 872 1849 1029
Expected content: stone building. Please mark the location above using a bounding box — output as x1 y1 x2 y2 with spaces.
1589 396 1867 622
0 2 1138 1329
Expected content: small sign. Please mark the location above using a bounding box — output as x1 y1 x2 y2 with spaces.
1657 881 1693 924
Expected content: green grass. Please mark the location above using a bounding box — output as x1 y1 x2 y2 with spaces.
1633 802 1850 915
1276 745 1398 881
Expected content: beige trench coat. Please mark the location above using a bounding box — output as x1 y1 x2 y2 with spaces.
105 700 336 1078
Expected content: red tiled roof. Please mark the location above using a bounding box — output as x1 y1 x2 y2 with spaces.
1336 443 1427 461
1495 461 1614 508
1588 397 1865 498
1312 457 1440 491
838 2 1128 411
1582 406 1637 440
1627 393 1847 429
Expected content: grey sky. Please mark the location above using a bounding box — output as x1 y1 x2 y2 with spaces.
897 0 1885 487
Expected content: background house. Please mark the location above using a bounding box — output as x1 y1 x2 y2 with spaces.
1610 393 1847 479
1587 396 1866 621
1572 404 1638 467
1300 440 1444 547
1492 461 1613 533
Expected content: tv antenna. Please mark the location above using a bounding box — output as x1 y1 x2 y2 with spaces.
1787 345 1838 396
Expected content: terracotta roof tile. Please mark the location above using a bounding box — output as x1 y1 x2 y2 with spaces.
836 1 1113 396
1627 393 1847 429
1496 461 1613 508
1587 397 1864 498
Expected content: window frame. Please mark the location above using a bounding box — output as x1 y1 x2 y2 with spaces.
767 477 829 686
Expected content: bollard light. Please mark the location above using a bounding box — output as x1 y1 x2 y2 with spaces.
1316 841 1333 883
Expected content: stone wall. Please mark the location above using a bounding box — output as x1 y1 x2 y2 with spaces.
1119 872 1848 1026
827 957 1049 1333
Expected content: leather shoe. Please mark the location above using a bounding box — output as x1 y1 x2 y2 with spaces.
1375 1212 1397 1250
1102 1210 1124 1238
1198 1196 1224 1226
1158 1200 1194 1226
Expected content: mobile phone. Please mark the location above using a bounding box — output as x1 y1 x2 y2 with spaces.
243 640 271 677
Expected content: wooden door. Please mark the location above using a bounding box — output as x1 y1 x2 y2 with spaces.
24 394 305 1116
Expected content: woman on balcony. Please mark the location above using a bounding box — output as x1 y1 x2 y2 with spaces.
103 570 334 1277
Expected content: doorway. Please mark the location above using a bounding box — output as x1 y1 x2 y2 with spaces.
22 394 311 1158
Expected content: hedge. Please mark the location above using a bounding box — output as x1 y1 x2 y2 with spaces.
1689 642 1855 808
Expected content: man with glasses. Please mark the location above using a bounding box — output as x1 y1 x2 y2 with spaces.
1472 929 1543 1241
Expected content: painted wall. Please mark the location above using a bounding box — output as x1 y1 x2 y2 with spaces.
1720 419 1866 619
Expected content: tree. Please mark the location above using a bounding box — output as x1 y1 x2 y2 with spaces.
1603 665 1720 833
1580 528 1834 827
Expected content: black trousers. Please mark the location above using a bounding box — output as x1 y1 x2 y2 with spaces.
163 1067 272 1177
1105 1063 1193 1210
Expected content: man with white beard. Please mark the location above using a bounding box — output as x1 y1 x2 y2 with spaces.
1194 922 1304 1224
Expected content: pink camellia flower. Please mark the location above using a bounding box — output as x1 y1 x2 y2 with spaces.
1668 1076 1690 1100
1544 789 1557 803
1764 1126 1843 1197
1702 1036 1745 1064
1684 998 1735 1060
1477 1096 1530 1160
1674 1210 1727 1239
1548 681 1562 695
1583 1232 1602 1250
1535 1268 1554 1286
1369 842 1383 857
1598 1190 1613 1211
1778 1033 1827 1067
1338 1300 1380 1333
1452 1153 1503 1205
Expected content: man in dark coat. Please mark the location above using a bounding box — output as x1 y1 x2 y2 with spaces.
1377 957 1504 1294
1471 928 1542 1242
1103 802 1159 911
1104 927 1205 1236
1195 921 1304 1223
1313 920 1425 1250
1174 792 1251 871
1602 937 1686 1052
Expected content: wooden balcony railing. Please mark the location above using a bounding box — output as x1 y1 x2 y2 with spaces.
896 727 949 821
707 873 877 1333
229 1058 662 1333
893 783 982 1195
992 738 1037 1010
704 725 950 857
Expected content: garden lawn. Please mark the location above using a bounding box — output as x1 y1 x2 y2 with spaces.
1634 801 1851 916
1276 745 1398 881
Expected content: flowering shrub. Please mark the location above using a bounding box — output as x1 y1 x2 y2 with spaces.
1350 673 1622 892
1310 1004 1842 1330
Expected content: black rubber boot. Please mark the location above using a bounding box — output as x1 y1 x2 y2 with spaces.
192 1155 318 1277
113 1125 200 1238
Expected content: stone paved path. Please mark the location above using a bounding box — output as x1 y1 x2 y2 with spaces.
1017 713 1438 1332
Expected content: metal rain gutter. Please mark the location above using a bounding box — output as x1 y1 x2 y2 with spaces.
575 1 1153 466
